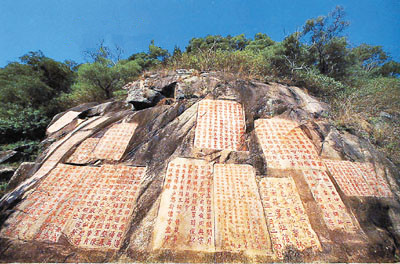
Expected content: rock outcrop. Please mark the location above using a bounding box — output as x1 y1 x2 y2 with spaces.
0 70 399 263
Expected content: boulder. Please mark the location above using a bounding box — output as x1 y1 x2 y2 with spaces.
6 162 36 191
127 87 165 110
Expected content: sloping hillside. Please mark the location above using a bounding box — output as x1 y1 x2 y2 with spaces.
0 70 399 262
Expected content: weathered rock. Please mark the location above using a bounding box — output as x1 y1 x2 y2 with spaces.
0 150 20 164
0 167 15 182
78 101 128 118
6 162 36 191
126 85 165 110
47 111 81 134
0 71 399 263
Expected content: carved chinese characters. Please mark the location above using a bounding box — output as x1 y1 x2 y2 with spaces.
358 162 393 197
35 166 100 243
67 138 100 164
259 177 321 259
214 164 272 255
302 170 359 233
0 164 146 251
194 100 245 151
255 118 324 170
65 165 146 249
92 123 138 161
152 158 214 252
324 160 392 197
1 164 86 241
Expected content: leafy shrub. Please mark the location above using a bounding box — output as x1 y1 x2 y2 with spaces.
0 140 41 161
168 49 271 78
294 69 346 96
0 105 50 144
60 59 142 105
332 77 400 165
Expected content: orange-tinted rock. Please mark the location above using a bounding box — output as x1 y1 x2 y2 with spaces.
1 164 146 251
47 111 81 134
152 158 214 252
259 177 321 259
194 100 245 151
1 71 399 263
214 164 272 256
92 123 138 161
302 169 361 233
66 138 100 164
324 160 392 197
255 118 324 170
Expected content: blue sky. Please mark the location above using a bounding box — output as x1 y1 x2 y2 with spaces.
0 0 399 67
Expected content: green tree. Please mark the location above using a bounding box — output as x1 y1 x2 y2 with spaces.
148 40 169 60
349 44 393 78
245 33 275 51
0 51 74 111
128 40 169 69
0 51 74 144
379 61 400 77
19 51 74 93
230 34 250 51
302 6 350 77
186 34 251 53
68 59 141 102
263 32 310 77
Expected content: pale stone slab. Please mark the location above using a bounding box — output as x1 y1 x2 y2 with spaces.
255 118 324 170
358 162 393 197
153 158 214 252
0 116 110 207
194 100 245 151
47 111 81 134
1 164 87 241
259 177 321 259
92 123 138 161
1 164 146 251
34 130 93 179
324 160 392 197
214 164 272 255
64 165 146 250
66 138 100 164
82 116 110 130
34 165 94 242
302 170 360 233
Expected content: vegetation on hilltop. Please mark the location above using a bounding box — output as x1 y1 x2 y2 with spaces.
0 6 399 167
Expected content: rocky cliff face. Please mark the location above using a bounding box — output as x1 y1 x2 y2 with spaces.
0 70 399 263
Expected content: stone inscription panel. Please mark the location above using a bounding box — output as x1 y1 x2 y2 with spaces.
194 99 245 151
1 164 87 241
47 111 81 134
153 158 214 252
324 160 392 197
65 165 146 250
93 123 138 161
259 177 321 259
67 138 100 164
35 166 99 243
214 164 272 255
255 118 324 170
0 164 146 251
359 163 392 197
302 170 359 233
